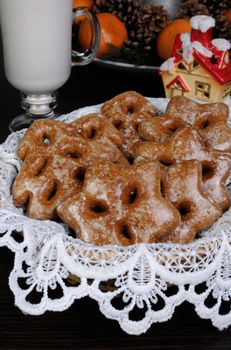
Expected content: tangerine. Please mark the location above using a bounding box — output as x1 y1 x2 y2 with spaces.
73 0 93 9
79 13 128 58
224 8 231 20
157 19 191 60
73 0 94 24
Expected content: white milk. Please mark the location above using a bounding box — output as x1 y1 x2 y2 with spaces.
0 0 73 93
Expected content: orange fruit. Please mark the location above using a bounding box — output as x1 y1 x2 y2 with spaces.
157 19 191 60
224 8 231 20
73 0 93 9
73 0 94 24
79 13 128 58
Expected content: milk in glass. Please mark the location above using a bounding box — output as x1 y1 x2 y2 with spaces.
0 0 73 93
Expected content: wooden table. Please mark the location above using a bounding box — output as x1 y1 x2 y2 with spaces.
0 41 230 349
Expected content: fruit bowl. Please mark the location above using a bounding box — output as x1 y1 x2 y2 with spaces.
88 57 158 73
72 0 231 71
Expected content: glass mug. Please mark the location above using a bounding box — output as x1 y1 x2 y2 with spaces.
0 0 100 131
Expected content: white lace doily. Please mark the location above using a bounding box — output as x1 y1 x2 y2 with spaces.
0 98 231 335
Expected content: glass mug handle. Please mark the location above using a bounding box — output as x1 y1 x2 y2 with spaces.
71 7 100 65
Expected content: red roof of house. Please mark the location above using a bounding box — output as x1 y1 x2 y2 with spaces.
171 29 231 85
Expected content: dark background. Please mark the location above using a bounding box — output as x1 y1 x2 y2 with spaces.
0 35 230 350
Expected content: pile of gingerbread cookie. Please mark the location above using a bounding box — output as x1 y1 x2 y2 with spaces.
12 91 231 246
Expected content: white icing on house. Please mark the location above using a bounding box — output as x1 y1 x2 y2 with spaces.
180 32 190 43
180 32 212 64
190 15 215 32
159 57 175 74
212 39 231 52
193 41 212 57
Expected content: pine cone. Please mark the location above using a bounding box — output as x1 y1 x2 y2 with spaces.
201 0 230 16
127 4 170 51
93 0 140 27
177 0 209 19
214 15 231 41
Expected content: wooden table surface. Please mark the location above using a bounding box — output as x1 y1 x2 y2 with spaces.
0 39 230 349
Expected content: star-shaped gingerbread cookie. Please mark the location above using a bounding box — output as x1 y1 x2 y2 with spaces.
57 160 181 246
133 127 231 211
101 91 157 157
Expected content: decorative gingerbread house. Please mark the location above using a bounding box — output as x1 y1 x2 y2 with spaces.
159 15 231 103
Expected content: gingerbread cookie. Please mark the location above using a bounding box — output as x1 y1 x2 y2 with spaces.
165 96 231 152
72 113 123 148
12 118 127 220
57 160 181 246
133 127 231 211
138 114 186 143
161 160 222 244
101 91 157 156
